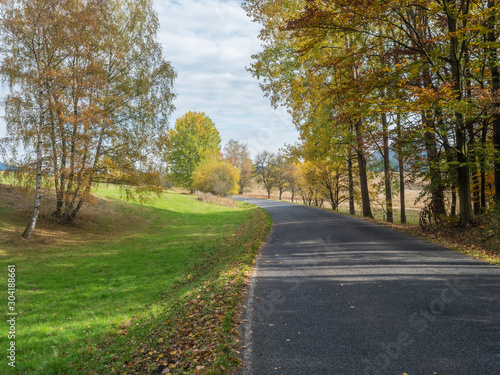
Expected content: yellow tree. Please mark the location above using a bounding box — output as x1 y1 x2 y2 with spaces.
0 0 57 238
223 139 255 194
486 0 500 201
244 0 376 217
269 152 290 200
297 161 323 206
283 162 301 202
254 151 275 199
245 0 500 224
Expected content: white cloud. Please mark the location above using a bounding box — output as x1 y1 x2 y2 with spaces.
154 0 299 156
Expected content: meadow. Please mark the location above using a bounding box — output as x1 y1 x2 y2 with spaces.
0 181 271 374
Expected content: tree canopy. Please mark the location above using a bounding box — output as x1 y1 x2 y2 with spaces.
244 0 500 224
164 111 221 189
223 139 255 194
192 157 240 197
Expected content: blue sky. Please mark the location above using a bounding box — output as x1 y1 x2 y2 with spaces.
0 0 299 158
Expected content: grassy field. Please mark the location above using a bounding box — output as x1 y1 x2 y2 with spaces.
0 183 271 374
335 206 421 225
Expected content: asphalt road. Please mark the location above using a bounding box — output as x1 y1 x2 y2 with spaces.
235 197 500 375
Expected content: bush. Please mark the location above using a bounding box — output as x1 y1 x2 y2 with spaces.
192 158 240 196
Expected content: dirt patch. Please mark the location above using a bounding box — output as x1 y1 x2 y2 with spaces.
196 193 238 208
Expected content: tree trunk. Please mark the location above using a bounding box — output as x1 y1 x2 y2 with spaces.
396 114 406 224
47 97 62 217
355 118 373 218
69 177 94 222
347 156 355 215
480 118 488 211
488 0 500 202
451 189 457 217
455 119 475 224
421 66 446 216
23 93 44 239
328 188 336 210
335 175 340 211
350 61 372 218
464 49 481 215
348 123 355 215
382 111 393 223
422 119 446 216
348 148 355 215
442 132 458 218
23 134 43 239
468 122 481 215
447 0 474 224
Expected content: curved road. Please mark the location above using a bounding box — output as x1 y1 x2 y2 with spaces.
235 197 500 375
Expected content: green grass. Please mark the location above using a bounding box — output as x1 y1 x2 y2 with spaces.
0 184 271 374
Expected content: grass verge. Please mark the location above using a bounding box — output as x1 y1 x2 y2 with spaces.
0 183 271 374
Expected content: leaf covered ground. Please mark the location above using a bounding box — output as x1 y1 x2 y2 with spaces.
383 205 500 265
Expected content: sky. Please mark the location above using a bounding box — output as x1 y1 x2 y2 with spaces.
153 0 299 157
0 0 300 158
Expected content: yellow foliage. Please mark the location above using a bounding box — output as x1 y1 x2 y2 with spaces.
297 158 350 209
192 158 240 197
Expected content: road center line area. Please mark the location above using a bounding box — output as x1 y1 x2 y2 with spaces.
236 198 500 375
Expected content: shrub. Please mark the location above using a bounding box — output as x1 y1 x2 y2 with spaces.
192 158 240 196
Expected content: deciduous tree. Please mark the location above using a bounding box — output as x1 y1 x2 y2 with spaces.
244 0 500 225
164 111 221 190
254 151 275 199
223 139 255 194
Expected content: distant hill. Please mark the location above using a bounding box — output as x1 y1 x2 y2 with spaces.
369 150 399 172
0 162 10 171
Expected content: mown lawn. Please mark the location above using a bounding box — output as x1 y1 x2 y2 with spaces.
0 184 271 374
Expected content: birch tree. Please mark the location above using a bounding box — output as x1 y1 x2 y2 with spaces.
1 0 176 236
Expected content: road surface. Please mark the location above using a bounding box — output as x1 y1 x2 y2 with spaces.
235 197 500 375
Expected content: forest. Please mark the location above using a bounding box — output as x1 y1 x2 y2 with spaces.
243 0 500 226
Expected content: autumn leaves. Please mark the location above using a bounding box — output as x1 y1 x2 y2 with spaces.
164 111 249 197
244 0 500 225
